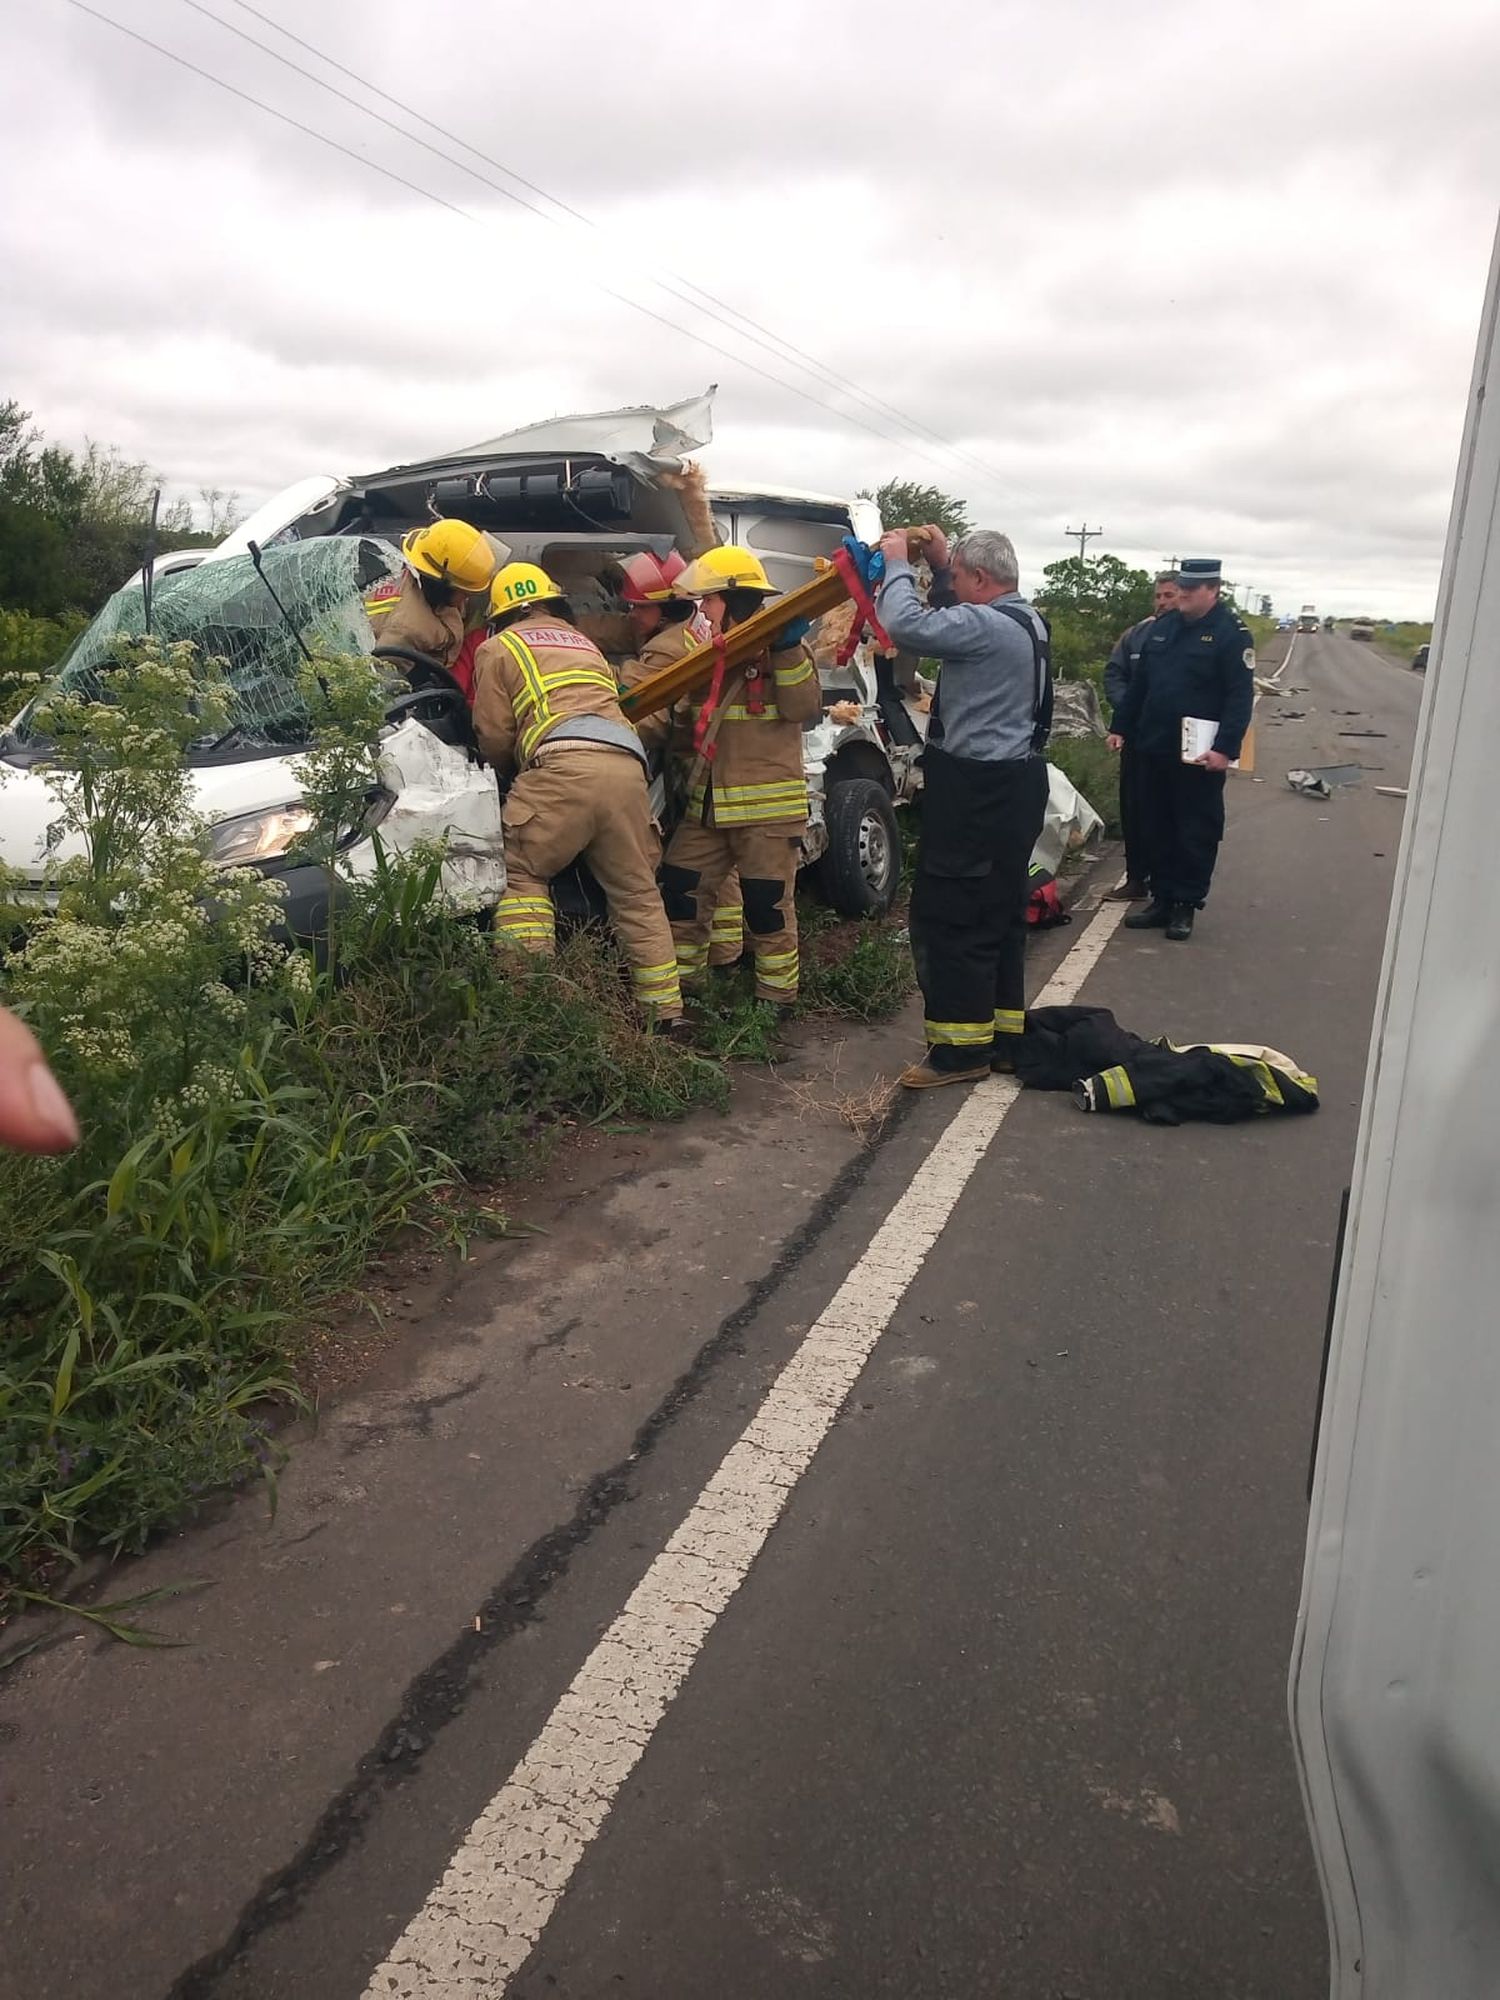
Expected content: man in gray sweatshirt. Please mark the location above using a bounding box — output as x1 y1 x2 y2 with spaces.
876 525 1052 1088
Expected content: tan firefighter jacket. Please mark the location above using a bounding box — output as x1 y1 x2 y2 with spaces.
472 609 647 778
366 570 467 670
618 614 708 757
680 639 820 833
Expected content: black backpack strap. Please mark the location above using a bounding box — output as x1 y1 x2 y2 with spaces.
994 601 1052 753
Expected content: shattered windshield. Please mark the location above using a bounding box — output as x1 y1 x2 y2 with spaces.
12 536 400 755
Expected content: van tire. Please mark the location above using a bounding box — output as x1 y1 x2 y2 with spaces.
816 778 900 918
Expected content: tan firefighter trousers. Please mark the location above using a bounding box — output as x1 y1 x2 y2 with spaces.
660 821 800 1004
493 746 682 1021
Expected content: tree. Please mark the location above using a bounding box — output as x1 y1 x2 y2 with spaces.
0 399 216 619
858 478 972 541
197 487 244 540
1035 552 1154 690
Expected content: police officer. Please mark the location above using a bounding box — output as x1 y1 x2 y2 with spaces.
1109 559 1254 941
876 525 1052 1089
1102 570 1179 901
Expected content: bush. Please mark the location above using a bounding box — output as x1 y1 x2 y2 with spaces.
1048 736 1121 838
0 606 87 720
0 642 725 1592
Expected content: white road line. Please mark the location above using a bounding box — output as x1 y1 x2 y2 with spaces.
364 900 1128 1999
1267 632 1296 684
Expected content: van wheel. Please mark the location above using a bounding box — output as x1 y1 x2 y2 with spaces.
816 778 900 917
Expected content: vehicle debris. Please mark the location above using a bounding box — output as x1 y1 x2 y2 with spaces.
1375 785 1409 798
1338 729 1387 738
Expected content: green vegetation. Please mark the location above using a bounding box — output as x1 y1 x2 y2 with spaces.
1047 735 1121 838
1035 553 1154 705
0 642 726 1598
0 607 89 722
1372 620 1433 666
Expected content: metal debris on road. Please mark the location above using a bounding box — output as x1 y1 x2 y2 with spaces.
1375 786 1409 798
1338 729 1388 738
1288 770 1334 798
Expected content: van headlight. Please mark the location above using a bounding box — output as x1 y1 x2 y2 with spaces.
207 791 393 867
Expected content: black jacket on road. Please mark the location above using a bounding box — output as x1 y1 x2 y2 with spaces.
1114 601 1255 759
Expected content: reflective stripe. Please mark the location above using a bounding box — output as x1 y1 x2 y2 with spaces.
496 890 556 948
500 629 624 765
717 703 783 722
675 942 710 980
925 1020 994 1048
711 906 744 941
994 1008 1026 1036
754 946 799 993
690 776 810 827
1100 1065 1136 1109
632 961 683 1011
773 659 815 686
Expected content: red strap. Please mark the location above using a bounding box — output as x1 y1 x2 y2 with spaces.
831 544 894 666
745 665 766 715
693 636 730 760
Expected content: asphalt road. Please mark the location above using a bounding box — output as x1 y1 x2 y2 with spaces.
1 628 1422 1999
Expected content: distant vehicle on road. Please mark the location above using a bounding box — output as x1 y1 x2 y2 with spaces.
1411 641 1429 671
1322 615 1335 631
1298 605 1320 632
1349 622 1375 641
1278 615 1295 631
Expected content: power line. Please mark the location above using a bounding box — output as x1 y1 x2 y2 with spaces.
218 0 1016 497
63 0 1014 502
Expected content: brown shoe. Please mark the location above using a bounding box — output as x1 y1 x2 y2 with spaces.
1106 878 1149 902
899 1055 991 1090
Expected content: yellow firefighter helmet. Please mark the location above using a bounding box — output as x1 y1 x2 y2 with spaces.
490 561 566 620
672 546 774 597
400 519 498 594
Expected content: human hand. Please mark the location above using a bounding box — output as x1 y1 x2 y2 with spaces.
878 529 910 569
1106 733 1124 753
0 1006 79 1154
918 524 950 568
1197 749 1232 772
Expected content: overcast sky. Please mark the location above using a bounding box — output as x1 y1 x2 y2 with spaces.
6 0 1498 619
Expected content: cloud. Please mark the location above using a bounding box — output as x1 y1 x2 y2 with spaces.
4 0 1499 617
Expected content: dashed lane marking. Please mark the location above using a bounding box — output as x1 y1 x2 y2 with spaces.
363 899 1129 1998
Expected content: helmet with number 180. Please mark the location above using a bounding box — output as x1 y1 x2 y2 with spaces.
489 562 565 621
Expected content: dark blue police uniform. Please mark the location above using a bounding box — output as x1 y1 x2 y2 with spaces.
1114 595 1254 910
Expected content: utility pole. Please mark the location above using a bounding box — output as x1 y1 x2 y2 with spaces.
1066 523 1103 563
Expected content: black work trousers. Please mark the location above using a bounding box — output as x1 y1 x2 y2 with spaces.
1136 752 1227 908
1118 741 1150 886
910 746 1050 1068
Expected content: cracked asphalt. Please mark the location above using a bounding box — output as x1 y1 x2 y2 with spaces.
0 630 1420 1999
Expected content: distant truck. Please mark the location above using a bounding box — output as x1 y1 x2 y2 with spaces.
1298 604 1320 632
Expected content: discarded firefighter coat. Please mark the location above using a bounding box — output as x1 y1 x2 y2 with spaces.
1016 1006 1318 1126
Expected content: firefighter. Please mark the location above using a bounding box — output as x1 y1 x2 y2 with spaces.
618 552 746 972
471 563 684 1029
656 546 819 1009
371 520 498 671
